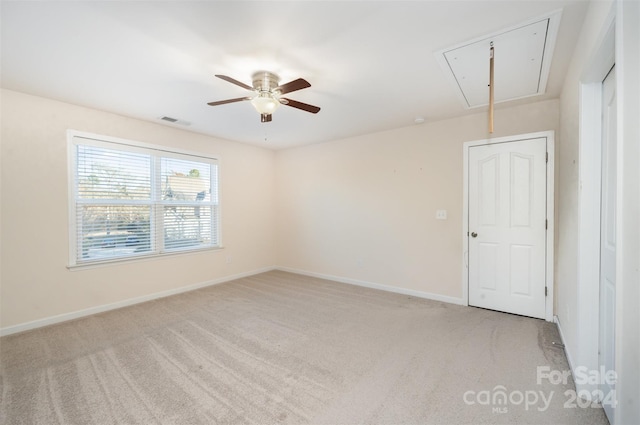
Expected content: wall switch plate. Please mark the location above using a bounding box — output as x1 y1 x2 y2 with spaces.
436 210 448 220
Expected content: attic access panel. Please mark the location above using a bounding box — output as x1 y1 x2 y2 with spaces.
436 10 562 108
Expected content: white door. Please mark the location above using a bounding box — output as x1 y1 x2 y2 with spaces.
468 138 547 319
599 66 616 423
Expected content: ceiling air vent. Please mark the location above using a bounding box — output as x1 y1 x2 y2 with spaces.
435 9 562 108
159 116 191 126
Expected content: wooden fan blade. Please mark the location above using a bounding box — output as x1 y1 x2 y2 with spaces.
215 74 253 91
207 97 250 106
281 98 321 114
275 78 311 95
261 113 272 123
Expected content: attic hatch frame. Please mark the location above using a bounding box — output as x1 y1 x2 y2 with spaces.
434 9 563 110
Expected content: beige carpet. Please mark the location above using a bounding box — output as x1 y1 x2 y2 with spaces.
1 270 608 424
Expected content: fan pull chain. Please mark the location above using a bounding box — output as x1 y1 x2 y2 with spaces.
489 42 495 134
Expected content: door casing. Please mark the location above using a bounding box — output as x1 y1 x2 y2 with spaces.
575 13 615 397
599 64 616 425
462 130 555 322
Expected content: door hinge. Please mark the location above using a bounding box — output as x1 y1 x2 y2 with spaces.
545 219 548 230
546 152 549 163
545 287 548 297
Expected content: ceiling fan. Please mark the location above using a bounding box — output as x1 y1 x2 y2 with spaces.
207 71 321 123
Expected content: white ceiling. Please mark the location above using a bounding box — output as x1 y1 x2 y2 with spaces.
1 1 589 150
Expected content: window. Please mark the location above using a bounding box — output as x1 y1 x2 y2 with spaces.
68 132 219 266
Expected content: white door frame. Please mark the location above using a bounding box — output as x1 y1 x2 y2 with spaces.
575 14 615 396
462 131 555 322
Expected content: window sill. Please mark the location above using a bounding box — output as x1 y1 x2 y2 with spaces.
67 246 224 271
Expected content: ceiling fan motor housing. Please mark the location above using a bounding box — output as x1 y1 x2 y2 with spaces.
252 71 280 93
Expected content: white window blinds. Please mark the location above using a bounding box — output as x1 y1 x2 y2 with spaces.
70 134 220 266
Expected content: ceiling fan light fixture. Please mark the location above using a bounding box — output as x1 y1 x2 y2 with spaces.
250 94 280 115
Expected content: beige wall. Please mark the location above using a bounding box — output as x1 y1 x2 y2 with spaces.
0 90 561 331
275 99 559 299
0 89 276 329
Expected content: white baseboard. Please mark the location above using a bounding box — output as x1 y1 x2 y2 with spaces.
0 266 276 337
276 266 466 306
554 315 602 398
554 315 576 374
2 266 466 337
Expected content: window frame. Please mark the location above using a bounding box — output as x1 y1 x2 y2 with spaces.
67 130 222 268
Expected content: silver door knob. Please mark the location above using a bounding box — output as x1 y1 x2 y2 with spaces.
471 232 478 238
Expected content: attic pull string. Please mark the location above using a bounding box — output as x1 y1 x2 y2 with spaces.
489 41 495 134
